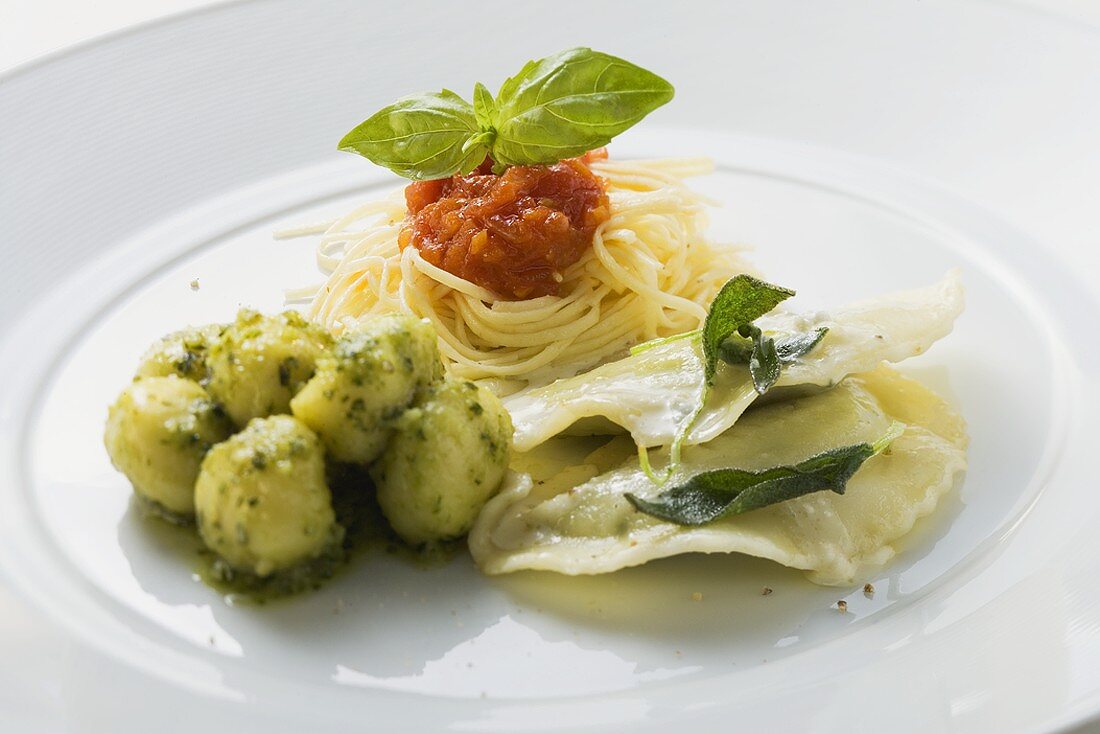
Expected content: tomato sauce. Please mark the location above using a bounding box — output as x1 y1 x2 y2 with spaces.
400 151 610 300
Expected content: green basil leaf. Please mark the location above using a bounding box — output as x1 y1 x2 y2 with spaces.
491 47 674 166
473 82 497 131
624 424 903 526
701 275 794 384
747 326 781 394
337 89 486 180
774 327 828 362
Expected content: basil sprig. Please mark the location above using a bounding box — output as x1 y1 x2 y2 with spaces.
625 424 903 526
338 48 674 180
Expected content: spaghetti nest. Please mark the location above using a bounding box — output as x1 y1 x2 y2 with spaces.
290 158 749 388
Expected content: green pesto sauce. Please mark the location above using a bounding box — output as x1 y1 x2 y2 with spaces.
134 494 194 527
190 463 459 604
194 544 347 603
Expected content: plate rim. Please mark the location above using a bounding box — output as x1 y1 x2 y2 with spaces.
1 131 1092 728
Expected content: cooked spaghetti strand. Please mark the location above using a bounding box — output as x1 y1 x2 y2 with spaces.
288 158 749 386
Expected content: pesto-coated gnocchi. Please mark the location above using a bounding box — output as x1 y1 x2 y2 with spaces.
290 314 441 463
205 310 332 427
194 415 341 577
372 378 513 544
104 376 232 517
135 323 223 382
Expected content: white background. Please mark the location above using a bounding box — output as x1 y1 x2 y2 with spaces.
3 0 1100 71
1 0 214 70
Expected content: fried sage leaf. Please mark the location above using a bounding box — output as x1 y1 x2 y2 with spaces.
625 424 902 526
720 325 829 395
700 275 794 384
775 327 828 362
745 325 781 394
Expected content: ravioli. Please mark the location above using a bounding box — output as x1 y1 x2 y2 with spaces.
469 366 968 585
503 271 963 452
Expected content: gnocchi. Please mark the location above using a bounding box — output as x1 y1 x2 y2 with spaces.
205 310 332 426
290 314 441 463
104 376 232 517
373 378 512 544
194 415 341 577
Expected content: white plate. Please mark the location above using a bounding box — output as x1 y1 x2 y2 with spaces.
2 1 1099 732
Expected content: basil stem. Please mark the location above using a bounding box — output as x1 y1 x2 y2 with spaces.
625 423 903 526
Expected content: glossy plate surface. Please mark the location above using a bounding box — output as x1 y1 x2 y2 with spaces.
1 1 1098 731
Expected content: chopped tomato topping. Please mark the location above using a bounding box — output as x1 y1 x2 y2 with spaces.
401 155 610 300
